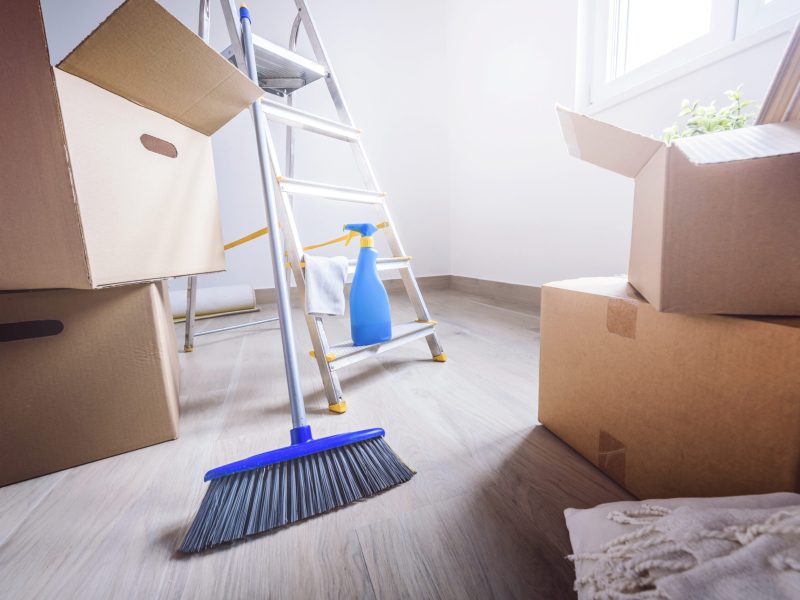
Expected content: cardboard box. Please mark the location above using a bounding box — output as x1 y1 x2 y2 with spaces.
0 0 263 289
538 276 800 499
0 282 180 487
557 106 800 315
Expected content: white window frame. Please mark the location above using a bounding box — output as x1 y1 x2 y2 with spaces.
576 0 800 114
737 0 800 36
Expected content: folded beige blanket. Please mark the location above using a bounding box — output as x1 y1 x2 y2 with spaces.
570 501 800 599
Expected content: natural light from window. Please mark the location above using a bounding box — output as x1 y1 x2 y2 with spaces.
625 0 711 72
582 0 800 111
611 0 714 79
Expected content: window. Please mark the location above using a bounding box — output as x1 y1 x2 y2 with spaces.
577 0 800 111
738 0 800 36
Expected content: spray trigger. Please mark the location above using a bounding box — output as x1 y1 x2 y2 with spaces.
344 230 359 246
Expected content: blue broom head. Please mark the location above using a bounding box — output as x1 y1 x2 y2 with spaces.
203 427 385 481
180 427 415 553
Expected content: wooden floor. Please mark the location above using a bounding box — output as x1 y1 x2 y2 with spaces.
0 287 631 599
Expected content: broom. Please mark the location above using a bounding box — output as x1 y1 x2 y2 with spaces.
179 4 414 554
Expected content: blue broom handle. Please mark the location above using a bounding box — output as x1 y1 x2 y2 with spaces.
240 5 307 429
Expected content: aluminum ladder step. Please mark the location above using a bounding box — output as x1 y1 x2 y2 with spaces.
222 33 327 94
262 99 361 141
349 256 411 275
323 321 437 371
292 257 411 273
277 177 386 204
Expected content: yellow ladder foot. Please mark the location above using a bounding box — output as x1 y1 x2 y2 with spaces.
328 400 348 414
432 353 447 363
309 350 337 363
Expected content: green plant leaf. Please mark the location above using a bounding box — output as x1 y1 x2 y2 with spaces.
665 86 757 140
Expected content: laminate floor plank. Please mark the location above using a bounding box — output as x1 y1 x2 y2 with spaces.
0 288 630 600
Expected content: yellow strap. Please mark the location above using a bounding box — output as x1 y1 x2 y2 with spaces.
224 222 390 253
303 231 358 251
224 227 269 251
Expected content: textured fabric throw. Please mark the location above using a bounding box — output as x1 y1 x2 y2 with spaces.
570 503 800 599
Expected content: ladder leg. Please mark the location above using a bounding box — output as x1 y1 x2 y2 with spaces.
219 0 246 68
287 250 346 411
284 81 297 311
258 84 348 412
286 218 346 412
306 314 346 412
198 0 210 40
378 205 446 361
184 275 198 352
184 1 209 355
401 266 445 359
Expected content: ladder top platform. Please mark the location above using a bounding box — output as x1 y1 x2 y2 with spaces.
222 33 327 94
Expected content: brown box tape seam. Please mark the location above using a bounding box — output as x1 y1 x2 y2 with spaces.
606 297 638 339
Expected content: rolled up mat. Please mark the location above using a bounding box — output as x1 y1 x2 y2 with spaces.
170 284 258 322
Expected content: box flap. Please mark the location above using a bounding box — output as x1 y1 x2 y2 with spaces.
757 22 800 124
58 0 263 135
556 105 663 178
675 121 800 165
544 277 644 302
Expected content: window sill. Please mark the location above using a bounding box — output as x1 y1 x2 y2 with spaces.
578 16 798 116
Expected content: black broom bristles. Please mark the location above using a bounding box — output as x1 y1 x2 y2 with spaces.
179 436 415 553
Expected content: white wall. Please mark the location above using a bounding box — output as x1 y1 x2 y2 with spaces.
444 0 633 287
444 0 794 288
40 0 794 291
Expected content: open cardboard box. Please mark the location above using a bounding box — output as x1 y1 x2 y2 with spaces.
538 276 800 499
0 0 263 289
0 282 180 487
557 107 800 315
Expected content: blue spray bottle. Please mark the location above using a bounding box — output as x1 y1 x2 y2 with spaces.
344 223 392 345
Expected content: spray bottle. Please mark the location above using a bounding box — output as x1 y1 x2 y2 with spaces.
344 223 392 345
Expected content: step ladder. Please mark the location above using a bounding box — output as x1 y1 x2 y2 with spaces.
189 0 446 413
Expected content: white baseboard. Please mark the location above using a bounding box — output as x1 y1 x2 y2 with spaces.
256 275 540 309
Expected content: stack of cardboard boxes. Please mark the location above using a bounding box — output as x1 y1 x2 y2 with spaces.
0 0 262 486
540 35 800 499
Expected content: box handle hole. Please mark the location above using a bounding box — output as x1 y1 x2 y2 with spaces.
0 320 64 342
140 134 178 158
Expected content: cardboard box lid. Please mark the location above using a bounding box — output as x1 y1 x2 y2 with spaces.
675 120 800 165
558 105 800 176
556 105 663 178
58 0 263 136
545 276 800 330
544 276 643 302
